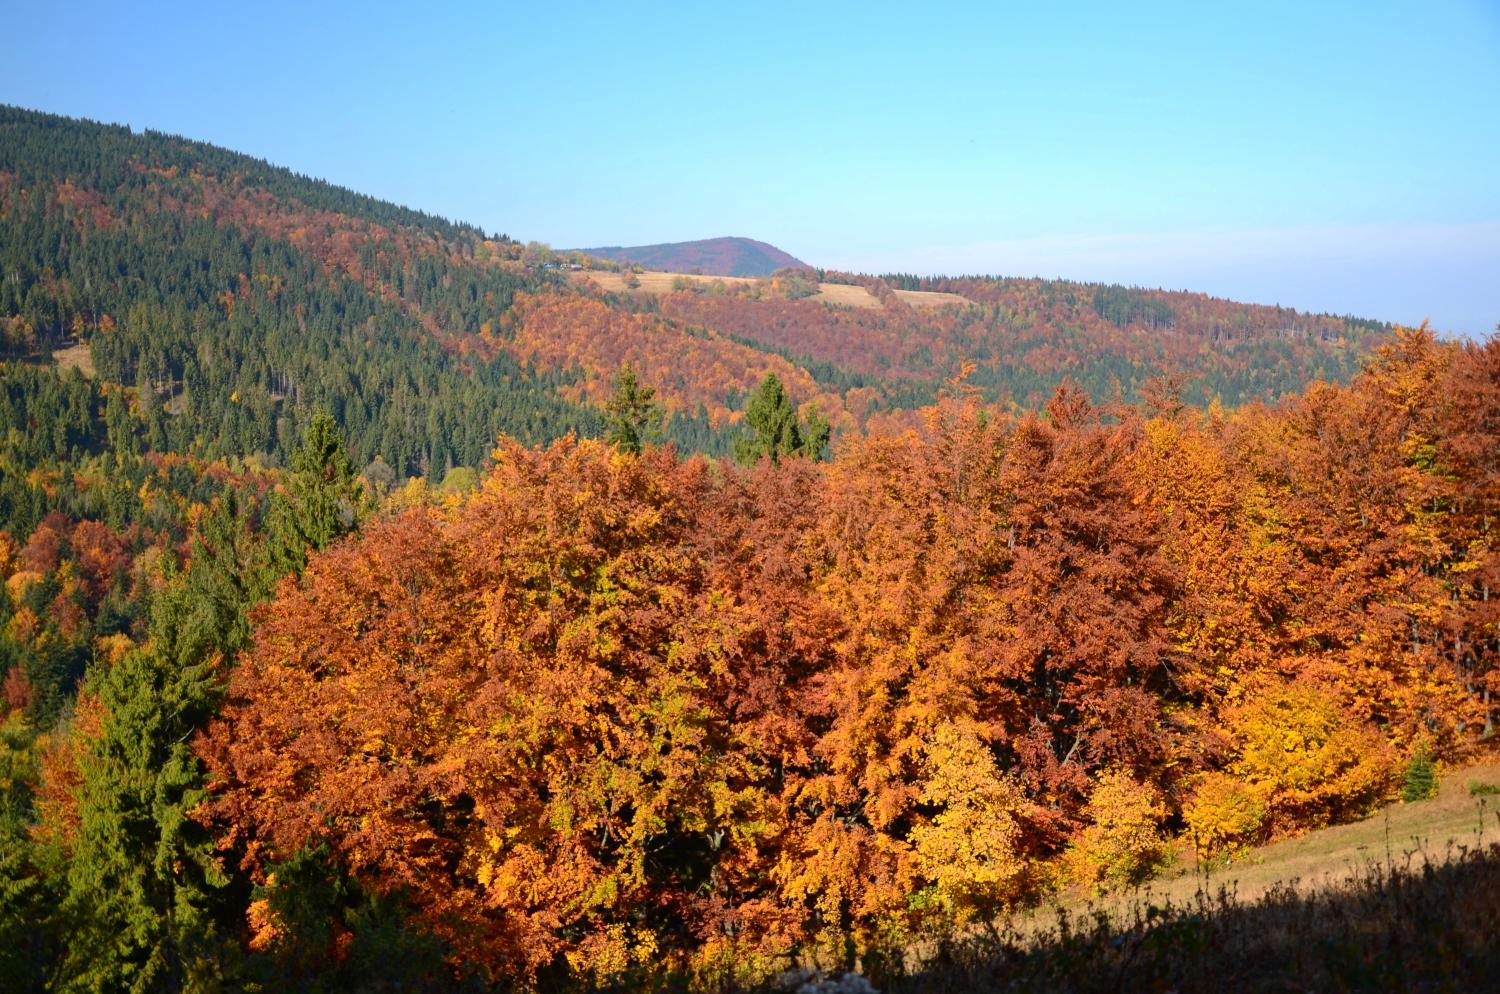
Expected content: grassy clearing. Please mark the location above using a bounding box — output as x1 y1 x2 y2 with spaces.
977 761 1500 947
855 843 1500 994
890 288 972 309
750 763 1500 994
571 271 972 311
1141 759 1500 907
812 282 882 308
52 341 95 377
574 270 759 295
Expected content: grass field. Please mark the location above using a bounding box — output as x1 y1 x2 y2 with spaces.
891 288 972 309
837 761 1500 994
1140 759 1500 906
51 342 95 377
571 270 972 311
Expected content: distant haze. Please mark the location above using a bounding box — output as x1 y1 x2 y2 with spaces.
825 222 1500 338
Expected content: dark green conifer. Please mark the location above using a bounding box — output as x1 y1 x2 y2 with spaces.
260 412 365 580
734 372 829 465
56 635 235 992
1402 748 1438 802
0 708 58 993
604 364 664 455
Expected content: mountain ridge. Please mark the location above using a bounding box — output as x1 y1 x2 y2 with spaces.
573 235 808 277
0 103 1395 472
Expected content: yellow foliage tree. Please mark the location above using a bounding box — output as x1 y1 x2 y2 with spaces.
1067 769 1169 890
1183 772 1269 858
1188 681 1393 858
1228 681 1394 831
907 723 1027 921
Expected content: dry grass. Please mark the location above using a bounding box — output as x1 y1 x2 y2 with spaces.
570 271 973 312
863 844 1500 994
51 342 95 377
573 270 759 295
1144 760 1500 907
811 282 882 309
891 288 972 309
782 764 1500 994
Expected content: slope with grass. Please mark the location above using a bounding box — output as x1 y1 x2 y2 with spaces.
854 763 1500 994
1149 760 1500 905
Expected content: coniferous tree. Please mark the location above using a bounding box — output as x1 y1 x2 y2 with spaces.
734 372 827 464
261 412 365 580
800 403 832 461
56 589 237 992
604 363 664 455
735 372 801 465
0 705 58 993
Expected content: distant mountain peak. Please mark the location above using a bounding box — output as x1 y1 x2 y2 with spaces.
573 236 809 278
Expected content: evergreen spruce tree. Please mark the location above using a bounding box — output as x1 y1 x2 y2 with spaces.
56 623 235 992
800 403 832 461
1402 748 1438 802
734 372 829 465
52 433 359 992
104 386 139 462
0 708 59 993
604 364 664 455
261 412 365 580
735 373 801 465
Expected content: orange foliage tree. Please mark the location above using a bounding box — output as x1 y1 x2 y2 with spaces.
198 328 1500 984
202 439 829 980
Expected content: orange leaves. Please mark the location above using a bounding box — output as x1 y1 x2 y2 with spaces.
30 689 105 851
198 328 1500 980
204 437 824 976
504 292 841 428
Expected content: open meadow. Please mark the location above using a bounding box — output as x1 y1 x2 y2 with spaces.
572 269 973 310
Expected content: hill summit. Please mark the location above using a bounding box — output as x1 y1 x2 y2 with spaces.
574 236 808 277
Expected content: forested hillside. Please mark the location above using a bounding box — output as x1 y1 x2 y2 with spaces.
1 106 1392 471
3 325 1495 992
0 106 605 476
6 105 1490 993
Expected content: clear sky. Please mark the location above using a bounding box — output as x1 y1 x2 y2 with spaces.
4 1 1498 334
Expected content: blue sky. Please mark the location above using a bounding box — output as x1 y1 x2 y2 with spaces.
4 1 1498 334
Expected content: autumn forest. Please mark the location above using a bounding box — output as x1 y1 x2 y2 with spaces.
1 106 1497 992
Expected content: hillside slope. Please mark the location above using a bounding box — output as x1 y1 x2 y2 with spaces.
574 235 808 276
1 103 1395 472
881 764 1500 993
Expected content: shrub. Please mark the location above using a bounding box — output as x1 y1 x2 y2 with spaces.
1401 749 1438 802
1225 681 1395 832
1067 770 1171 890
1184 772 1269 859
